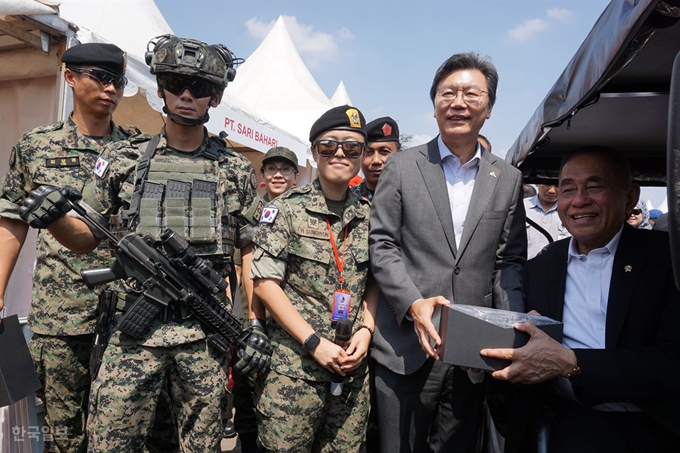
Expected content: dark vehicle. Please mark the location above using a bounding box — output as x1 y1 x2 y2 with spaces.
506 0 680 284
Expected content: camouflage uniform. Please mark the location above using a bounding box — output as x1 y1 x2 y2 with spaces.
351 180 373 202
83 129 256 452
0 116 131 453
251 179 372 453
232 194 268 445
234 191 284 450
243 193 267 226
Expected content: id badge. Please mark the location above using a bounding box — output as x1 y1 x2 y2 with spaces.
331 289 351 321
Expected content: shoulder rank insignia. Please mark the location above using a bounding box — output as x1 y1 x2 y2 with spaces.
253 199 264 221
259 206 279 224
93 155 110 178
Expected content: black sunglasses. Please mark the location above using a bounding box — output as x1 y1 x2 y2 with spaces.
313 140 365 158
631 209 642 215
157 75 219 99
71 68 127 89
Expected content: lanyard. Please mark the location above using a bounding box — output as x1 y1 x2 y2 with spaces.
325 218 348 284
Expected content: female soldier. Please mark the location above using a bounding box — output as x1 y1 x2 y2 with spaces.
251 105 378 452
233 146 300 453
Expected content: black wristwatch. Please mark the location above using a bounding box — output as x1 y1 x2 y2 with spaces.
303 332 321 352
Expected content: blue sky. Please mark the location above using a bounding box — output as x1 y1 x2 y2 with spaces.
155 0 665 207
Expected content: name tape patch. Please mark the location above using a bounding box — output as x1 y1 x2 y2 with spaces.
45 157 80 168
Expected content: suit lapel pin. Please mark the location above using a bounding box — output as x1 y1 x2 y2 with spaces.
489 171 498 178
624 265 632 273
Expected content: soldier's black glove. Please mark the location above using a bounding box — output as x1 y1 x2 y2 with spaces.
234 318 273 376
19 186 82 229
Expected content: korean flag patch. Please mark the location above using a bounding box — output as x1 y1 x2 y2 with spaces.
93 155 109 178
259 206 279 224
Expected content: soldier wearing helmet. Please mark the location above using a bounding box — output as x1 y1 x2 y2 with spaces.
147 34 242 126
17 35 271 451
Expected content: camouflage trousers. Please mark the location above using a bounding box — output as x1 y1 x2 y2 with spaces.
256 369 370 453
87 338 228 452
29 333 92 453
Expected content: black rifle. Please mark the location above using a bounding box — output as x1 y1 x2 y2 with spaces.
69 200 245 354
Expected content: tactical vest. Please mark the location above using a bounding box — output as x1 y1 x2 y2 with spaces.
127 137 236 275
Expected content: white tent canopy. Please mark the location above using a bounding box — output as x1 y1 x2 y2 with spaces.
58 0 171 60
0 0 57 15
330 81 353 107
54 0 308 157
228 15 334 145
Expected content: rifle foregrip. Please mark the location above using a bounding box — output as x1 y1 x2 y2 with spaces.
182 294 244 348
118 296 161 339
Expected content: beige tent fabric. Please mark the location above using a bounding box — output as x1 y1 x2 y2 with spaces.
0 75 56 320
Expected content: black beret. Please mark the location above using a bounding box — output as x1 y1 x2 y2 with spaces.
309 105 366 142
366 116 400 143
262 146 298 170
62 43 127 76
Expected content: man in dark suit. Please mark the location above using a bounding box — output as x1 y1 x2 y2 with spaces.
369 52 526 452
483 147 680 452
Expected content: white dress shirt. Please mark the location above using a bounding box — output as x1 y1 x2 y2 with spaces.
524 195 570 259
557 227 639 411
438 136 482 247
562 227 622 349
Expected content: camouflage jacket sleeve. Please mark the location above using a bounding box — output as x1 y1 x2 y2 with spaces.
251 199 290 279
238 194 264 247
219 146 257 247
0 139 32 219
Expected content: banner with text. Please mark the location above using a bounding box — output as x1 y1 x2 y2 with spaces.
206 103 309 165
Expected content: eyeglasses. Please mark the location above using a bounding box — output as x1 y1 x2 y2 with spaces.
437 87 488 106
631 209 642 215
313 140 365 158
263 164 296 176
157 75 219 99
71 68 128 89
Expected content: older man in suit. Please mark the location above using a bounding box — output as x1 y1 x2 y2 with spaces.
369 52 526 452
483 147 680 452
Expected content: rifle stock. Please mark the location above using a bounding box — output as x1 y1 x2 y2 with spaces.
81 266 123 287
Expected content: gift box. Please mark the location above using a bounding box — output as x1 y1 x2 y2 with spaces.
438 304 563 371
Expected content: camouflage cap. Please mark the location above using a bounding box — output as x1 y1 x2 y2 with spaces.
262 147 298 170
62 42 126 76
309 105 367 142
147 34 238 88
366 116 400 143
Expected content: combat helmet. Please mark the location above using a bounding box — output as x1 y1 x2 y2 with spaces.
145 34 244 125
